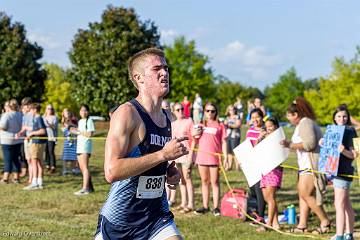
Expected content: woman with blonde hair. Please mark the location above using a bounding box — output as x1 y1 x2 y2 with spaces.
61 109 78 175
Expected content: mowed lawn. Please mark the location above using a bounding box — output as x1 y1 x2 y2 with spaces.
0 124 360 240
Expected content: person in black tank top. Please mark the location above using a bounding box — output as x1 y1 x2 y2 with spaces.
96 48 188 240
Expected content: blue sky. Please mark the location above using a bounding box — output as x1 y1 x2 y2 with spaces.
2 1 360 89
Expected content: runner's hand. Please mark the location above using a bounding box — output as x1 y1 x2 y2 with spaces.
166 161 181 189
161 137 189 161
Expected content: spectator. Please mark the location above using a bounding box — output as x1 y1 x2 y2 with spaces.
73 104 95 195
23 103 47 190
245 108 267 225
193 102 227 216
181 96 192 118
281 97 330 234
61 109 79 175
0 99 23 183
43 104 58 174
224 105 241 171
234 97 244 121
246 100 255 126
19 97 33 183
172 102 195 213
324 105 356 240
254 97 266 116
193 93 203 124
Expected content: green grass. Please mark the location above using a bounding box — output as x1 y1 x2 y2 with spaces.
0 126 359 239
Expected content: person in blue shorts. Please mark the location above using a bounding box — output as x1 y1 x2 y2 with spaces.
95 48 188 240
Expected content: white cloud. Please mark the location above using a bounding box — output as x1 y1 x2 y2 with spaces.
208 40 284 85
27 30 60 50
160 29 178 44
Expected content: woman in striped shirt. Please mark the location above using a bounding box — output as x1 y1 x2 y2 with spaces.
245 108 266 226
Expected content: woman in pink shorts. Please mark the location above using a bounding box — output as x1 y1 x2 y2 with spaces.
258 117 283 230
193 103 227 216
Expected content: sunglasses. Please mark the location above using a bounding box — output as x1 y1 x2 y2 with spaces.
206 109 216 113
175 108 184 112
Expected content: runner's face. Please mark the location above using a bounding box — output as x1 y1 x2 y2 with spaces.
334 110 348 126
141 55 169 97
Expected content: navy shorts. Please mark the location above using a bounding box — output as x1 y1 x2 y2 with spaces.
95 214 174 240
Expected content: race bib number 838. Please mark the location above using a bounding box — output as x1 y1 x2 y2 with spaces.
136 175 165 199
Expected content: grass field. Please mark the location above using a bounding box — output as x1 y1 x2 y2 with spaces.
0 125 359 240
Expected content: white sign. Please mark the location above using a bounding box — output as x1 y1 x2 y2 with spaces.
234 127 289 187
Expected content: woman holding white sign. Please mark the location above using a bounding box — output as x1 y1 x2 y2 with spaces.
281 97 330 234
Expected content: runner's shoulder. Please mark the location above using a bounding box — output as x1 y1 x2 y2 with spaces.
111 102 141 128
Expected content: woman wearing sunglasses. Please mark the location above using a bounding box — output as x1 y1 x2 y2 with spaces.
193 103 227 216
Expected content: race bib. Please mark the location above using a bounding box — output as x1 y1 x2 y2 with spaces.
136 175 165 199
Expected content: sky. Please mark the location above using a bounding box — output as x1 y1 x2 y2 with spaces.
2 0 360 89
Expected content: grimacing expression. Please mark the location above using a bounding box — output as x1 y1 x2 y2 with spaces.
139 55 169 97
334 110 348 126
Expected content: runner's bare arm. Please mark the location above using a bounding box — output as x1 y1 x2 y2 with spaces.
104 104 188 183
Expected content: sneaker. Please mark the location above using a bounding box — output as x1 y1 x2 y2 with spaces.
213 208 221 217
23 184 39 190
194 207 210 215
74 189 91 196
344 233 354 240
72 168 81 175
37 185 44 189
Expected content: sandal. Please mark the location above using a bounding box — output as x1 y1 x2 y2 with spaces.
175 205 185 211
0 179 8 184
180 207 193 214
288 227 308 233
256 226 267 232
312 222 331 234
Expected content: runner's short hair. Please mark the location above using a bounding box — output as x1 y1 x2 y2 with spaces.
128 48 165 89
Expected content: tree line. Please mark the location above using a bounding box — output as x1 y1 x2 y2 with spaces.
1 7 359 123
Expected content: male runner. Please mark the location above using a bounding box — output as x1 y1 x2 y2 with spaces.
96 48 187 240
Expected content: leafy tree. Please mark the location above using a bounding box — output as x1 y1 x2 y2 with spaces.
164 36 215 103
42 63 78 118
214 75 263 116
305 47 360 124
304 78 319 91
69 6 160 116
264 67 304 120
0 12 46 103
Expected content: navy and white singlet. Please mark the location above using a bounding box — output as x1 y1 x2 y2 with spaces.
96 99 174 239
